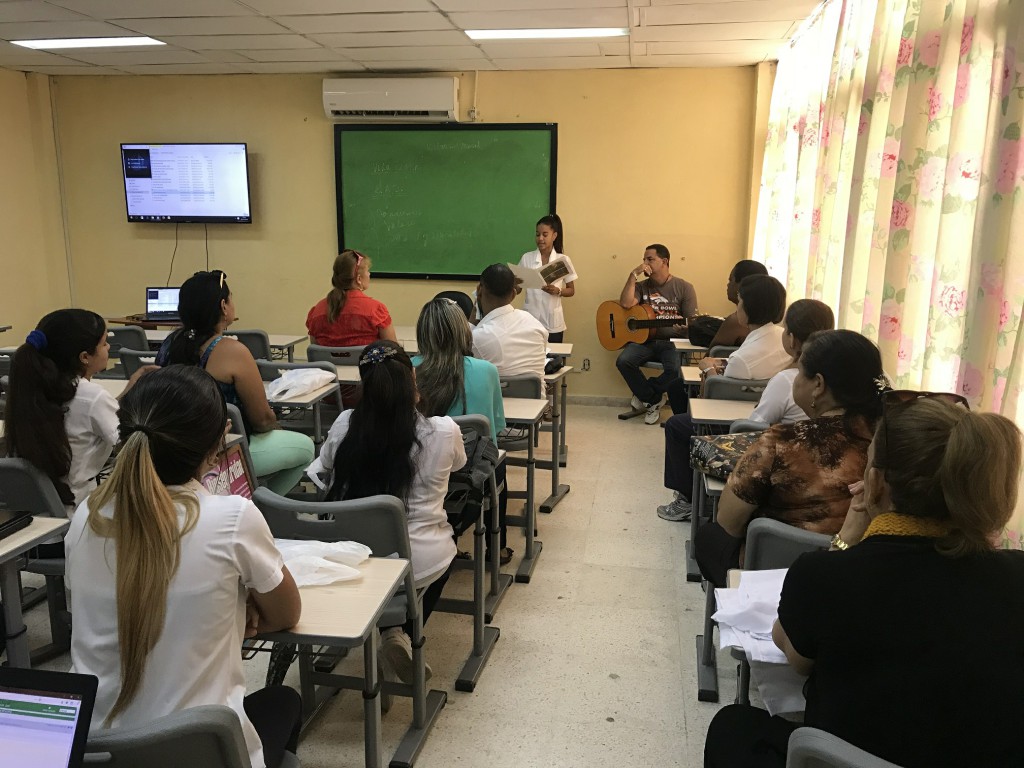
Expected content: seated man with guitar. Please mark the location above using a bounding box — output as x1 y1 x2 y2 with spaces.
608 244 698 425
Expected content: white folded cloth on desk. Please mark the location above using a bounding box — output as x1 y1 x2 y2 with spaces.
274 538 371 586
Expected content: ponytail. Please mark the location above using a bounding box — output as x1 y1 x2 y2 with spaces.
327 250 370 323
85 365 225 723
163 271 229 365
874 398 1023 557
3 309 106 505
537 214 565 254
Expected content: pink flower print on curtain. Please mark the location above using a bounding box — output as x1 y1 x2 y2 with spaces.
996 137 1023 194
954 63 971 107
928 84 944 119
960 17 975 57
880 299 901 339
891 199 912 228
959 362 984 398
919 156 946 200
897 36 914 66
939 285 967 316
881 137 900 177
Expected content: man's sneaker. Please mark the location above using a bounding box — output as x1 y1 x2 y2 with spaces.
644 397 665 425
657 497 692 522
630 395 646 412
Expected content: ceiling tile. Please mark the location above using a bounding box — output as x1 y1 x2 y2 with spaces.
642 0 817 26
449 8 628 29
0 1 84 22
365 58 497 71
45 0 256 19
0 46 81 64
112 16 291 36
157 34 320 50
242 61 367 73
348 45 485 62
241 0 435 13
307 30 469 47
58 47 211 64
197 49 253 62
630 21 794 42
0 19 137 37
117 62 250 74
479 41 602 57
435 0 625 9
490 54 629 69
632 52 763 67
240 47 343 62
647 39 784 56
22 64 129 73
278 13 455 34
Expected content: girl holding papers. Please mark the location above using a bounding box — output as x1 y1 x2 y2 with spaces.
517 214 577 349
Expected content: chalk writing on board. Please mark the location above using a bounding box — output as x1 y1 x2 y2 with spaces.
373 162 420 173
371 183 408 199
433 141 483 151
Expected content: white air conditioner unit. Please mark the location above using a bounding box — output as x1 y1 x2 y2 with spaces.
323 77 459 122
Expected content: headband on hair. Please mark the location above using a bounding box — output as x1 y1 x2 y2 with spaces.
359 345 399 368
26 329 47 351
874 374 892 396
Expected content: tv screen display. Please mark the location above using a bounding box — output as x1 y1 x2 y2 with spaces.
121 143 252 223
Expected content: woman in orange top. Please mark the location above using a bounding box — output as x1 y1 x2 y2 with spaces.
306 250 397 347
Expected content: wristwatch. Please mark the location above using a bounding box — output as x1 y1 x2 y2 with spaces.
830 533 850 551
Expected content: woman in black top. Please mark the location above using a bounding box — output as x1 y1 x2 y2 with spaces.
705 394 1024 768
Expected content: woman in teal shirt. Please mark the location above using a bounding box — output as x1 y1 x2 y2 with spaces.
413 298 505 440
413 297 512 562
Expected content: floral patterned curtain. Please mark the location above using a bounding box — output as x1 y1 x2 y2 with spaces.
752 0 1024 424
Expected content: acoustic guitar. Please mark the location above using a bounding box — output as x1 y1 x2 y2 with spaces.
596 300 686 350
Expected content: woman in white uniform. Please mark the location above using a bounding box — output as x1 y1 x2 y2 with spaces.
517 214 578 356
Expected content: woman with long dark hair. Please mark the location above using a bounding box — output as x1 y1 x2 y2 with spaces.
4 309 152 508
310 340 465 681
156 270 314 495
67 365 302 768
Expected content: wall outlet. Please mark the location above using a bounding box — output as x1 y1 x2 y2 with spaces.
582 358 591 371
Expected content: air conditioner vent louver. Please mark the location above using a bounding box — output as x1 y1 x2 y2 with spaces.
323 77 459 122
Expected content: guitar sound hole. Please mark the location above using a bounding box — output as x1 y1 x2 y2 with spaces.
608 314 616 337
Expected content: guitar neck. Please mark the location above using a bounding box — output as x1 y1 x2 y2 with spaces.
632 317 685 329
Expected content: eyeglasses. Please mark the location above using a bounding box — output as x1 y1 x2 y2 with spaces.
881 390 969 408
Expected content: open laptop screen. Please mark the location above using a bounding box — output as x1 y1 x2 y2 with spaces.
146 287 180 315
0 668 97 768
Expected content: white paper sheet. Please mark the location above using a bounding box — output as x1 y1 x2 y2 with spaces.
507 262 546 289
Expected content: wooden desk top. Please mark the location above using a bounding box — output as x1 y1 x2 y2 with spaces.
96 379 127 398
671 338 707 352
682 366 702 384
502 397 547 424
689 398 755 424
335 364 361 383
262 557 408 646
547 342 572 356
0 517 70 566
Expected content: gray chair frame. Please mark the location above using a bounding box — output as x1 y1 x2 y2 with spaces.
229 329 272 362
787 727 903 768
84 703 289 768
306 343 365 365
251 489 445 765
224 403 261 490
734 518 830 704
0 458 71 664
709 344 740 357
433 414 504 691
99 326 149 379
704 375 770 402
730 418 769 434
497 374 543 451
117 349 157 378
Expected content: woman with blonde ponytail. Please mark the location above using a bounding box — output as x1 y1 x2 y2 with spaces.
305 249 397 346
706 395 1024 768
66 366 302 768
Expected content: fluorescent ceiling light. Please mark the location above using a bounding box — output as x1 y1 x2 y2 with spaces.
466 28 628 40
12 37 165 50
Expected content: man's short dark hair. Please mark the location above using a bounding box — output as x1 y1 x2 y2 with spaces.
738 275 786 325
731 260 768 283
645 243 670 261
480 263 516 298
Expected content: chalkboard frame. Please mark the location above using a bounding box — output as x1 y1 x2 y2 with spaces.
334 122 558 281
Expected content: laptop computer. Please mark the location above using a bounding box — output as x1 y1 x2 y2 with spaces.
143 287 180 322
0 667 98 768
0 509 32 542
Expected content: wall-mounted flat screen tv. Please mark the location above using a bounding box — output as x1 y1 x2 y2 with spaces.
121 143 252 223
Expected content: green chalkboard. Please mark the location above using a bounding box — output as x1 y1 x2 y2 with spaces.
335 124 557 280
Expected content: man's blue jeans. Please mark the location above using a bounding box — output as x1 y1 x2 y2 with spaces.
615 340 681 406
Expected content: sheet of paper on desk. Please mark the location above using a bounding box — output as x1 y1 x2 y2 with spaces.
507 262 546 289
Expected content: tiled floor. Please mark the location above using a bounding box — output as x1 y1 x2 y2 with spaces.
23 403 738 767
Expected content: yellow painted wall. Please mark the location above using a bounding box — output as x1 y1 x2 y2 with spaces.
49 68 756 397
0 71 69 339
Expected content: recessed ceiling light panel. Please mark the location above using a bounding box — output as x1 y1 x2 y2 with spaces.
12 37 165 50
